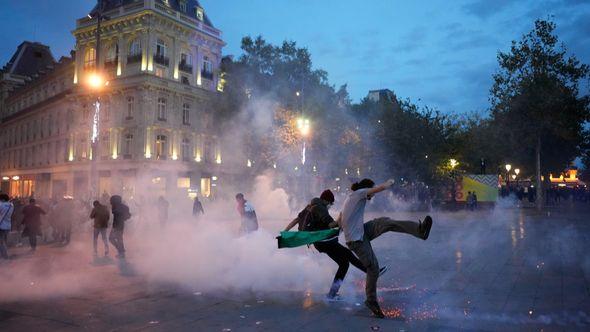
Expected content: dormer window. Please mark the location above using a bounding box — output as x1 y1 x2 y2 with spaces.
196 6 204 21
180 1 187 12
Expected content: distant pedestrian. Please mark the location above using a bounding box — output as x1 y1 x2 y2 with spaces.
90 200 110 257
109 195 131 259
21 198 46 252
235 193 258 233
157 196 169 226
192 196 204 218
472 191 478 209
0 194 14 260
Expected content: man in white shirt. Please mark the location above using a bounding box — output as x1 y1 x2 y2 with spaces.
0 194 15 260
339 178 433 318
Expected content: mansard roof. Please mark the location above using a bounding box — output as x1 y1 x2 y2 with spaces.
92 0 214 27
1 41 56 77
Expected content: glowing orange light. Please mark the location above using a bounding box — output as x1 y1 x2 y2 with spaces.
87 73 106 90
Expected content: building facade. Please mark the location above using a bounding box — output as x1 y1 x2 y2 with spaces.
0 0 225 200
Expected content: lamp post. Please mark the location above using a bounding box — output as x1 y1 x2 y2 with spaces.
449 158 459 208
88 0 108 199
505 163 512 191
514 168 520 187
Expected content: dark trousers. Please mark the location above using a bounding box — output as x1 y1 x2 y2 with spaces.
314 239 366 282
347 217 422 303
0 230 8 259
29 235 37 250
109 228 125 255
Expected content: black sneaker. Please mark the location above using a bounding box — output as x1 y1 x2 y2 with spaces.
419 216 433 240
365 300 385 318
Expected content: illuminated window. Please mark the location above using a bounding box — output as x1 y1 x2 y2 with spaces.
155 66 165 77
156 135 167 160
124 134 133 157
182 103 190 125
84 47 96 68
126 97 134 119
157 97 167 120
195 6 204 21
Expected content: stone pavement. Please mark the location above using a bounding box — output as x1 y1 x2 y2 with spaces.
1 207 590 331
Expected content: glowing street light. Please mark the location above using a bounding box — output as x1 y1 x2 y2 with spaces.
297 117 311 137
87 72 106 90
514 168 520 176
505 164 512 172
449 158 459 169
512 174 517 180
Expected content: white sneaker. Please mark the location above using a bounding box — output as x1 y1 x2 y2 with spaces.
325 294 343 302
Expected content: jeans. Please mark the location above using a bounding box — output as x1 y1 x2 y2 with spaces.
0 230 8 259
93 228 109 255
109 228 125 256
347 217 422 303
315 239 367 296
29 234 37 250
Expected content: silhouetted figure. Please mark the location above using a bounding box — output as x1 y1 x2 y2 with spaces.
480 158 486 174
157 196 169 227
21 198 46 252
110 195 131 259
192 196 204 218
235 193 258 233
0 194 14 259
90 200 110 257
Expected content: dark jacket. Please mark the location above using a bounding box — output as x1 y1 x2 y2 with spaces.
21 204 46 236
110 196 131 230
90 204 110 228
305 197 336 231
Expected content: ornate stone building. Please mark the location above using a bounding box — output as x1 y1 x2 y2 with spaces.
0 0 225 200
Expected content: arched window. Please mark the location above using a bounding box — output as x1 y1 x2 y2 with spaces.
84 47 96 68
157 97 167 120
182 103 190 125
105 44 118 65
126 97 134 119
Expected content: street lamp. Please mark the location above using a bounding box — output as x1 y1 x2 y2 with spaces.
514 168 520 187
449 158 459 208
87 0 108 199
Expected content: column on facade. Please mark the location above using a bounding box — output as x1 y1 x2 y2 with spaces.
110 128 119 159
144 126 153 158
172 35 180 80
74 43 82 84
69 132 75 161
117 35 127 76
141 30 149 71
147 29 157 72
196 44 202 86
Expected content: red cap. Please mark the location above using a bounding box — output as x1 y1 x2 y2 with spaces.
320 189 335 203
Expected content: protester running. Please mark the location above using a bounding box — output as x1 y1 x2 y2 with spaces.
339 178 433 318
0 194 14 260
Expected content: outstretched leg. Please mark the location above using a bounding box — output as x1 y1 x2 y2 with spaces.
364 216 432 241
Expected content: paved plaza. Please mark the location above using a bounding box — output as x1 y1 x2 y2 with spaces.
1 207 590 331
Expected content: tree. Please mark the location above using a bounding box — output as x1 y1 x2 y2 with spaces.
490 19 590 209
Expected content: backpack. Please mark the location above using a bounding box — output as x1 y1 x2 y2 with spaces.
297 205 316 231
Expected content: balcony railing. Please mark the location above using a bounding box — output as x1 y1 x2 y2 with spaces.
201 70 214 80
127 54 142 64
179 62 193 73
154 54 169 66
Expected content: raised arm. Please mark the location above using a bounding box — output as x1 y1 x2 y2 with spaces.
367 179 394 196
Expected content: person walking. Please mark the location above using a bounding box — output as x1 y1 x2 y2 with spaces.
21 198 46 252
0 194 14 260
284 189 386 301
235 193 258 233
109 195 131 259
339 178 433 318
89 200 110 257
192 196 204 218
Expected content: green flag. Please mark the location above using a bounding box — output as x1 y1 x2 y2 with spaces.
276 229 340 249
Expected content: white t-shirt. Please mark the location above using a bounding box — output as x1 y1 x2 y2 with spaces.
340 189 369 242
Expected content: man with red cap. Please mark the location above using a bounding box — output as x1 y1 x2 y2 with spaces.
285 189 385 300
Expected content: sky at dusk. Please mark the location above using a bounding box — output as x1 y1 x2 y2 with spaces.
0 0 589 114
